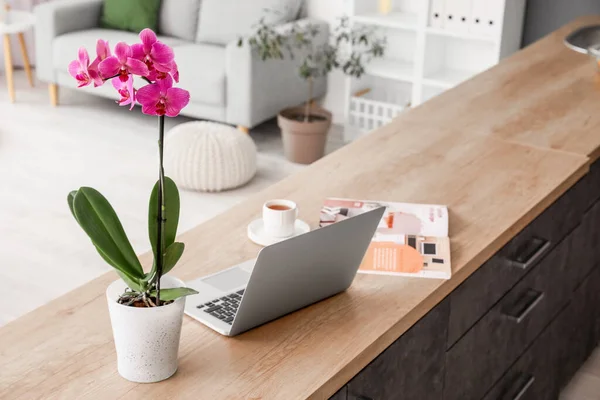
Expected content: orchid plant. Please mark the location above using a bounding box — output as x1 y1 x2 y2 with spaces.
67 29 197 307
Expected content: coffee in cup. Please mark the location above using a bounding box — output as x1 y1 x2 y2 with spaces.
263 199 298 238
267 204 291 211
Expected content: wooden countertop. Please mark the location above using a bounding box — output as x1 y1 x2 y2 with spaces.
400 15 600 163
0 17 597 400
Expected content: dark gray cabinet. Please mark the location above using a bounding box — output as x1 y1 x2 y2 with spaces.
556 266 600 388
346 299 449 400
583 160 600 210
446 179 583 348
328 162 600 400
482 305 565 400
330 386 347 400
445 234 571 400
483 266 600 400
567 201 600 291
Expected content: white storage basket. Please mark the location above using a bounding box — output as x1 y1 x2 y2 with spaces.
347 84 410 136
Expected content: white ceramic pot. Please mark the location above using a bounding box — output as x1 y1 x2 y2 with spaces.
106 275 187 383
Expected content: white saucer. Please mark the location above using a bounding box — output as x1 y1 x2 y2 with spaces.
247 219 311 247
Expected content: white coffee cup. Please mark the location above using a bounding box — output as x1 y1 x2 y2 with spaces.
263 199 298 238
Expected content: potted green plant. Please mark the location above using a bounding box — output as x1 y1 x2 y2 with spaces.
66 28 198 383
241 16 386 164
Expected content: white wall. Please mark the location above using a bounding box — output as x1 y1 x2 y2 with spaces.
304 0 347 124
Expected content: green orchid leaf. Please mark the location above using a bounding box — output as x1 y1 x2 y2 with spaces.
72 187 145 279
148 176 180 266
116 271 144 293
149 287 199 302
143 263 157 283
163 242 185 276
142 242 185 283
94 245 145 292
69 189 145 291
67 190 78 219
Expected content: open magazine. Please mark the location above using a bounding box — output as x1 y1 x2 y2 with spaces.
319 198 451 279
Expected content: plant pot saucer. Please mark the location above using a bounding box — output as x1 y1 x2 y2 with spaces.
247 219 311 247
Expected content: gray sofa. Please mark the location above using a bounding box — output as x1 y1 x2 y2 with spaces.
34 0 328 129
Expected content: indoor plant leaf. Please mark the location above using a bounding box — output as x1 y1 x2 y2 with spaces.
148 176 180 263
116 271 144 293
69 189 145 291
72 187 145 280
142 241 185 283
149 287 198 302
95 245 145 292
67 190 78 219
163 242 185 275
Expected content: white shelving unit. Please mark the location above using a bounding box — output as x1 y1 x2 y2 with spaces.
365 58 415 81
353 11 419 30
343 0 526 141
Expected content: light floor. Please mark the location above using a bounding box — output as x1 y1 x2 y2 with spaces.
1 71 598 399
0 70 344 325
561 347 600 400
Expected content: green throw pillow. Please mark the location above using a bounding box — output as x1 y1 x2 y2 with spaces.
100 0 162 33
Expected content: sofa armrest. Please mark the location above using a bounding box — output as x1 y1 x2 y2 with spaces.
35 0 103 82
225 18 329 128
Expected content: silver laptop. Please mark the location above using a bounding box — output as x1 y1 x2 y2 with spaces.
184 207 385 336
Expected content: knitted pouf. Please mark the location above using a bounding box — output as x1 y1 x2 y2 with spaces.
164 122 257 192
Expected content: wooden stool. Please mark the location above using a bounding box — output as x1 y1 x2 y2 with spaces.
1 6 35 103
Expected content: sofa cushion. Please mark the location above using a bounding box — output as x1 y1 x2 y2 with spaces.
195 0 302 45
53 29 186 71
100 0 162 33
173 44 226 106
158 0 201 42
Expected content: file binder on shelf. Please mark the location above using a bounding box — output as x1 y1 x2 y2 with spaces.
444 0 472 33
469 0 504 36
429 0 445 29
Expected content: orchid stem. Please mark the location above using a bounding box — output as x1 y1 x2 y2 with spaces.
155 115 166 306
103 73 120 81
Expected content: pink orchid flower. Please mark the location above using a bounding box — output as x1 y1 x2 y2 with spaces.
68 47 93 87
136 75 190 117
99 42 149 82
112 76 136 110
88 39 111 86
68 32 189 117
146 60 179 82
169 60 180 83
131 29 175 74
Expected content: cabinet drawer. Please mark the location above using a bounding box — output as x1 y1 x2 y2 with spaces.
567 201 600 290
444 236 572 400
557 266 600 389
588 201 600 268
346 299 449 400
584 160 600 210
482 306 564 400
329 386 347 400
447 182 582 347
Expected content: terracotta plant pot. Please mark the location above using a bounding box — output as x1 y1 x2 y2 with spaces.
277 106 332 164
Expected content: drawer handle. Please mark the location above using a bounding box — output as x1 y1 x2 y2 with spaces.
501 374 535 400
503 289 544 323
507 237 551 269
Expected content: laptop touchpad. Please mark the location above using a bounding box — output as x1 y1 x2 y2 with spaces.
202 267 251 292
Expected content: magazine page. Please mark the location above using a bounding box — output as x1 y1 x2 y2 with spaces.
319 198 451 279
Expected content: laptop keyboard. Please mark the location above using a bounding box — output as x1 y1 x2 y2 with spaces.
196 289 245 325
